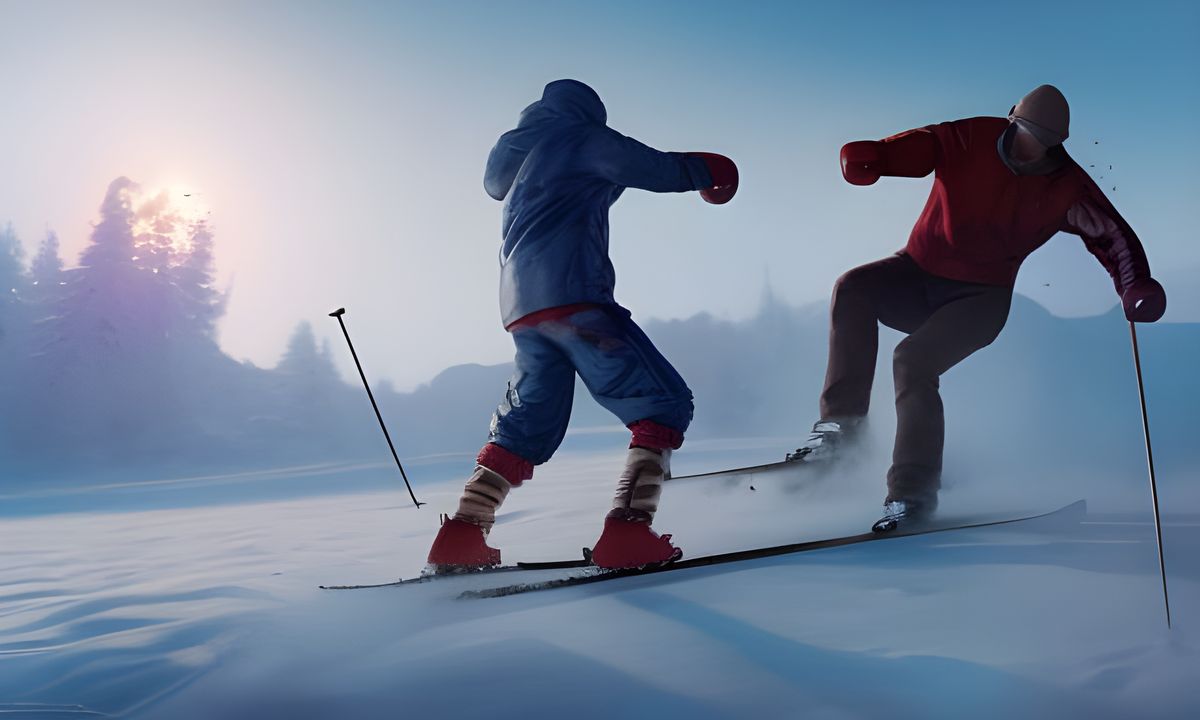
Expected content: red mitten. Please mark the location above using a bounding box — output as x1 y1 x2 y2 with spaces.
840 140 884 186
688 152 738 204
1122 277 1166 323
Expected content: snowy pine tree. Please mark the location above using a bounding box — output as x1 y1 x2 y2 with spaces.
51 178 143 359
9 177 372 475
278 322 337 379
271 322 361 457
28 229 66 314
170 219 226 345
33 178 188 464
0 224 32 467
0 223 29 345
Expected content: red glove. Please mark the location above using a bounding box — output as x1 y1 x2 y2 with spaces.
840 141 884 186
1122 277 1166 323
688 152 738 204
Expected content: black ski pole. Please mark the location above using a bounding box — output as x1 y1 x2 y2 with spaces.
1129 321 1169 628
329 307 425 509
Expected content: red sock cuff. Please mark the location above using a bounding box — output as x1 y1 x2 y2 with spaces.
477 443 534 486
628 420 684 451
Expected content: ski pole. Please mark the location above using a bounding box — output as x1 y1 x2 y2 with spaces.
329 307 425 509
1128 321 1169 628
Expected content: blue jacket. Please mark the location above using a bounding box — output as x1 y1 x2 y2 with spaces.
484 79 713 327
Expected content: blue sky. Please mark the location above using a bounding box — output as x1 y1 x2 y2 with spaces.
1 0 1196 388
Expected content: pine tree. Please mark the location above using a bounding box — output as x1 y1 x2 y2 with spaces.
0 223 31 467
28 229 66 319
170 219 225 344
272 322 352 456
278 322 338 380
0 223 28 345
53 178 142 357
37 178 180 462
131 189 178 275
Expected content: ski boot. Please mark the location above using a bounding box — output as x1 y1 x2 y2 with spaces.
786 419 859 463
590 447 682 569
871 496 937 533
426 464 512 573
426 515 501 573
590 509 682 569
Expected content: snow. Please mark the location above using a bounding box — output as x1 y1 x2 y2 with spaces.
1 446 1198 719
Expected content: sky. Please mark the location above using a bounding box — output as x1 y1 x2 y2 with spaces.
1 0 1197 390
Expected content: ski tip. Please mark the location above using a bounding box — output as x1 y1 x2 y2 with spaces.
871 519 897 534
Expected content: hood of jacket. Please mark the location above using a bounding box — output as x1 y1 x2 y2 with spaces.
484 79 607 200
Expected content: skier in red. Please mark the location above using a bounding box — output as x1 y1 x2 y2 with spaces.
426 80 738 571
788 85 1166 531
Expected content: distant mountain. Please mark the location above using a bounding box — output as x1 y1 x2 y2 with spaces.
936 295 1197 483
6 290 1194 491
1159 265 1200 324
372 293 1197 483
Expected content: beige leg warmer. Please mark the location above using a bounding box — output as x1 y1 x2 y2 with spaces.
453 466 512 534
611 448 670 521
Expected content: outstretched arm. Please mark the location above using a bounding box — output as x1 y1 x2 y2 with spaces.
588 127 735 202
840 127 938 185
1061 172 1165 322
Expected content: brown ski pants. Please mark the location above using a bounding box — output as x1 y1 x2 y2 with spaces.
819 253 1013 503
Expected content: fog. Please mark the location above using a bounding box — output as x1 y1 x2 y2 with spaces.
2 176 1197 720
2 178 1195 522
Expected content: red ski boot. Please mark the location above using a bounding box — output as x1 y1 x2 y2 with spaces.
589 511 682 569
426 516 501 572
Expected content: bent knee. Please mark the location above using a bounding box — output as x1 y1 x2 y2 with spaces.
832 267 871 302
892 340 937 384
648 391 694 440
663 394 695 436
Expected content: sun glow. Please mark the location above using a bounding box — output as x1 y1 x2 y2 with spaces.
128 184 210 257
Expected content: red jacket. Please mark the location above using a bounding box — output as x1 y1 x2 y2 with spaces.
874 116 1150 292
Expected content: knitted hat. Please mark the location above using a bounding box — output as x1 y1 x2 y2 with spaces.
1010 84 1070 146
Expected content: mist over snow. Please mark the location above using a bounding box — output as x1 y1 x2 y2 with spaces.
1 178 1197 521
1 461 1198 719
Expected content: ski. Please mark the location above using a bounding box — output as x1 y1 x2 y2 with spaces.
669 457 801 481
460 499 1087 599
319 556 590 590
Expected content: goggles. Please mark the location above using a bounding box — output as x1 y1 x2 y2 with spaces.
1007 106 1065 148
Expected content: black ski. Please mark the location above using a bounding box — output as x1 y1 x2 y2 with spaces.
319 556 590 590
323 460 805 589
460 499 1086 599
669 457 801 481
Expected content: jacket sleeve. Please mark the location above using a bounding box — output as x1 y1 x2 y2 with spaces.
876 126 940 178
1060 169 1151 294
586 127 712 192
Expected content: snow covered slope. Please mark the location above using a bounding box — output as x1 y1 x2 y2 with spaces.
1 450 1197 719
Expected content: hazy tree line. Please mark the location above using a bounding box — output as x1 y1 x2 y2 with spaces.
0 177 831 487
0 178 388 483
2 177 1195 489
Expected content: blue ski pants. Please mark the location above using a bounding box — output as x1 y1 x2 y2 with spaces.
489 304 693 465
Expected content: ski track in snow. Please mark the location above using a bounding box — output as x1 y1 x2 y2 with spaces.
1 448 1198 719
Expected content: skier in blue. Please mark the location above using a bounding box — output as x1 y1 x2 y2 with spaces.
427 79 738 571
